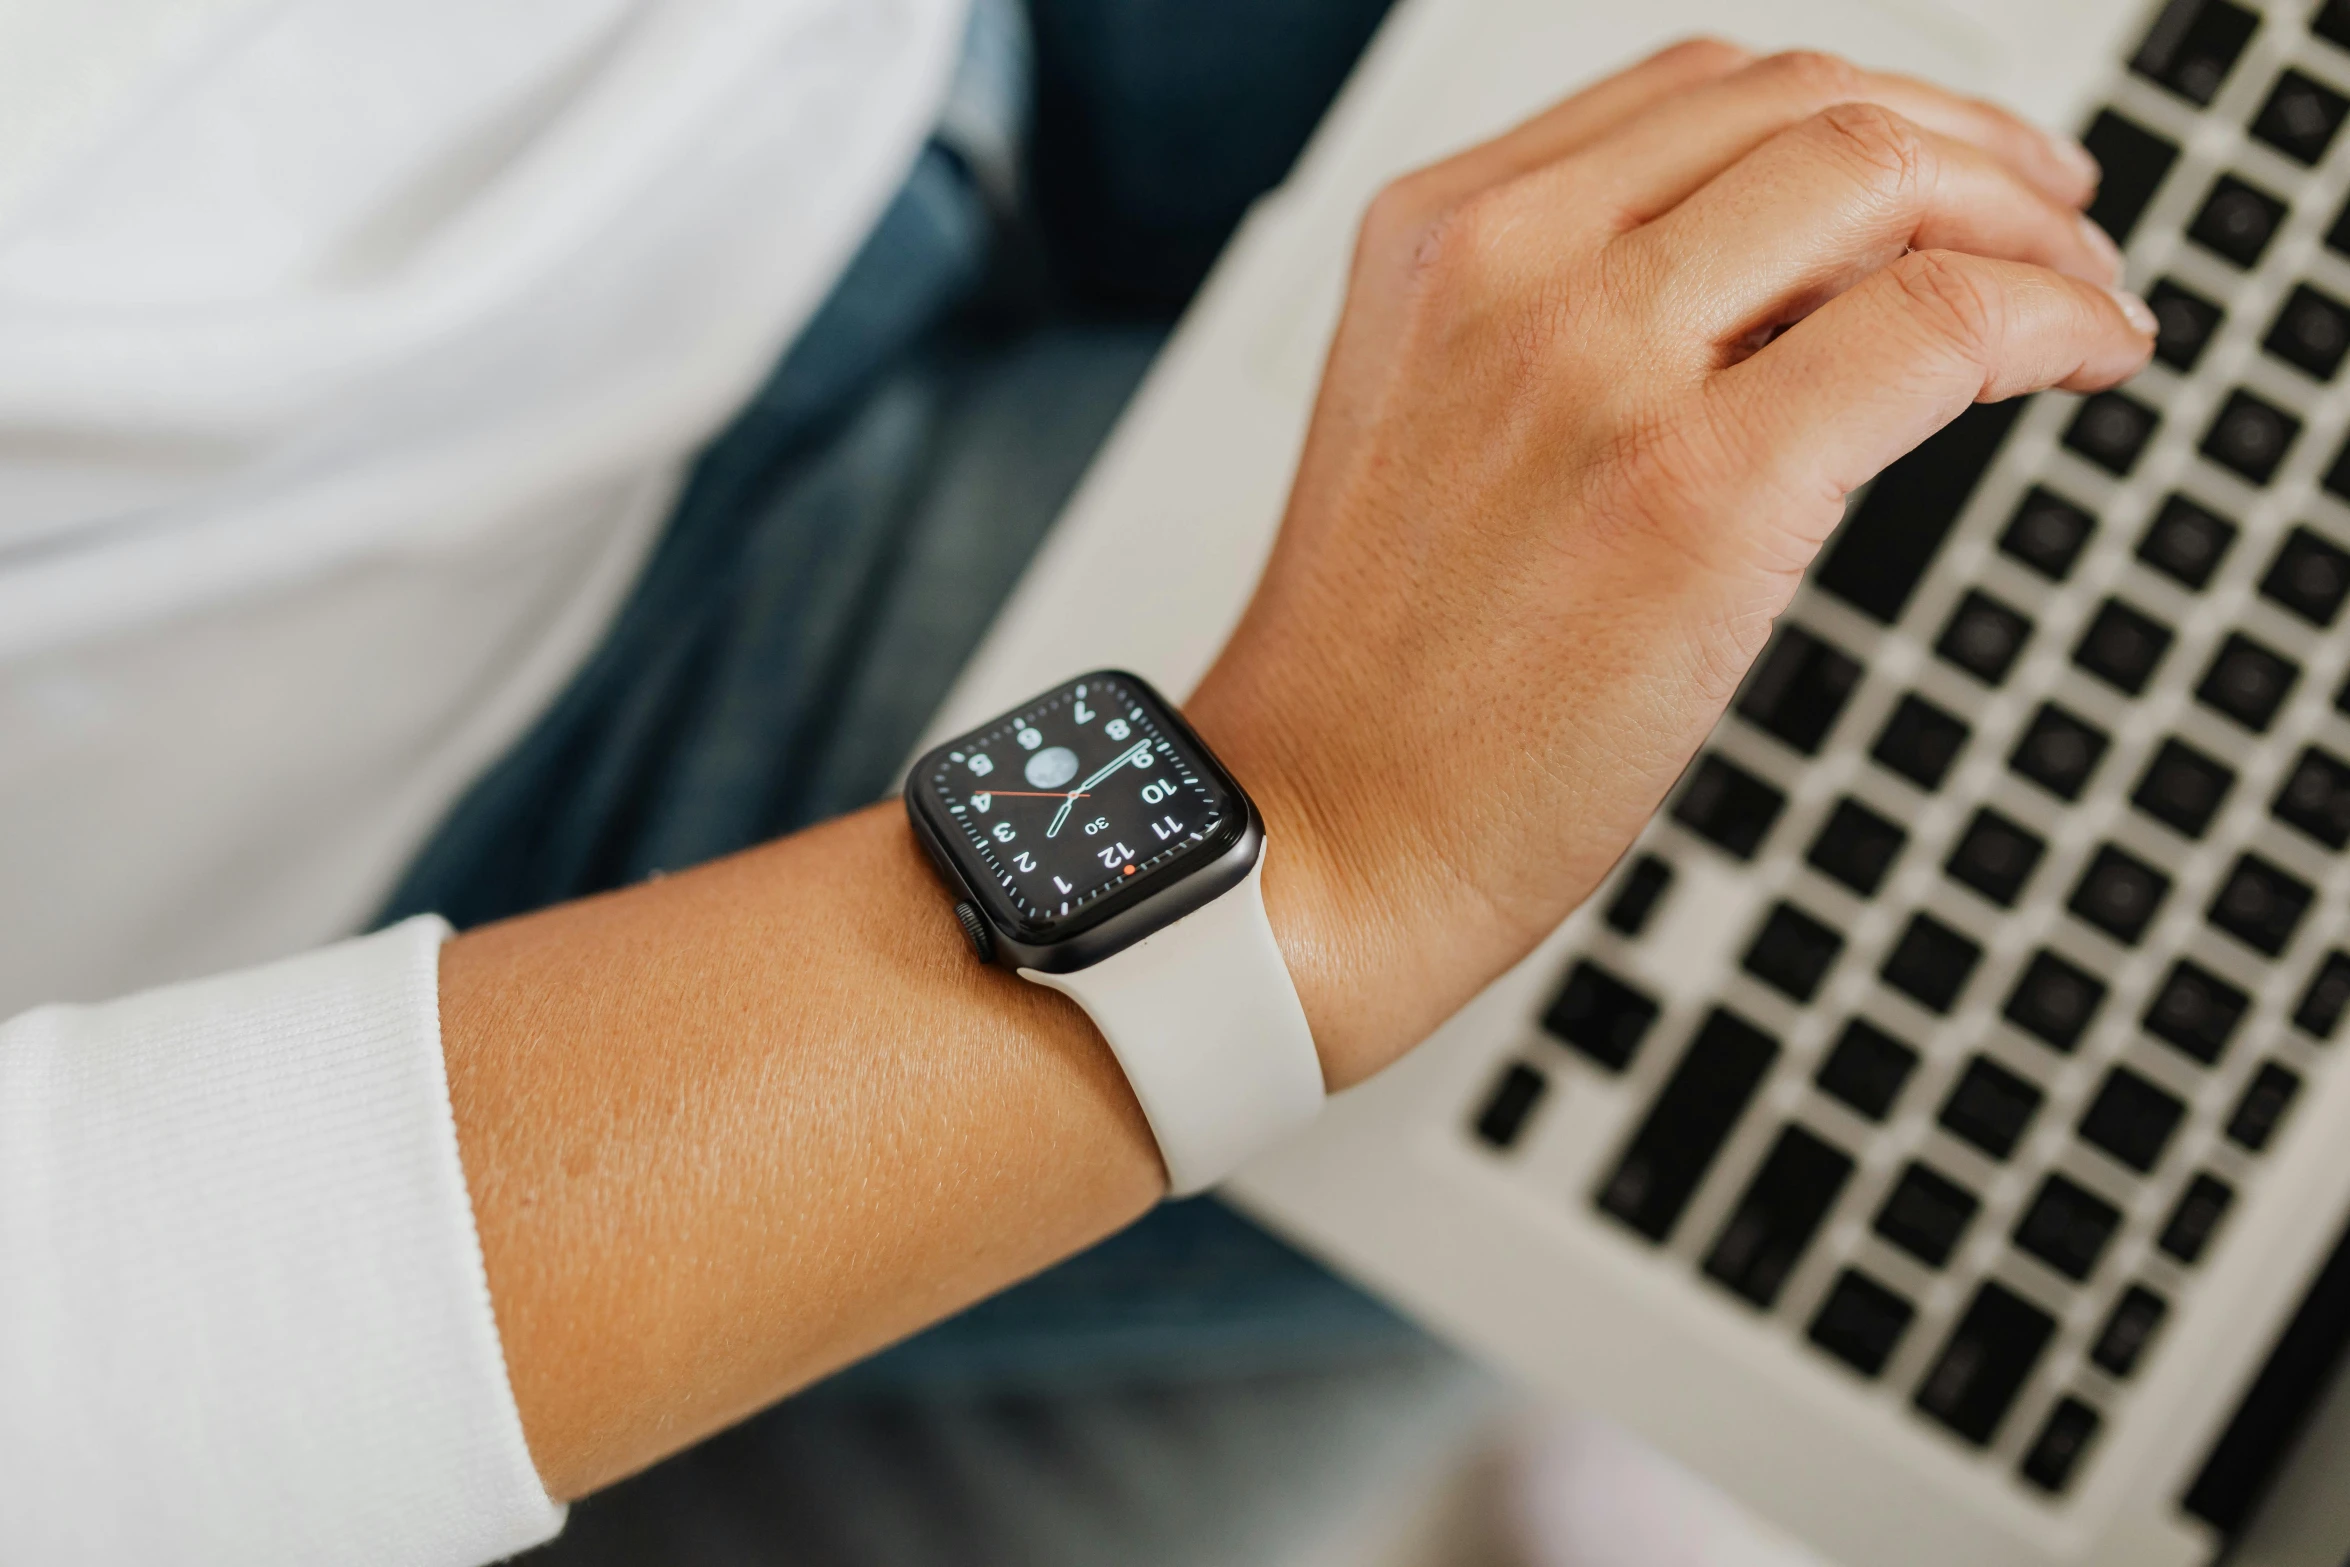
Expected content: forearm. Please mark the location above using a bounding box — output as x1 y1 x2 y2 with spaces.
439 804 1162 1499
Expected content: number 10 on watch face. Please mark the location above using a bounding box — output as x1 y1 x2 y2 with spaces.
919 674 1240 934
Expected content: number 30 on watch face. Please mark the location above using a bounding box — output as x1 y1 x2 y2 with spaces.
914 673 1242 936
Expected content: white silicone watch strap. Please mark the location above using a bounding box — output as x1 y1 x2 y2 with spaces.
1020 852 1324 1195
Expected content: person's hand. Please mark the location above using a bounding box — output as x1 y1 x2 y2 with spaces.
1185 40 2154 1090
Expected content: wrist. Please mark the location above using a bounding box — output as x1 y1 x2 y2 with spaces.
1185 654 1414 1093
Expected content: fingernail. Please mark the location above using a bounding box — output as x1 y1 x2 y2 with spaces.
2109 285 2159 337
2051 132 2101 189
2077 212 2123 279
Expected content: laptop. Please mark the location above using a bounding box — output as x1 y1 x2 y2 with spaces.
921 1 2350 1562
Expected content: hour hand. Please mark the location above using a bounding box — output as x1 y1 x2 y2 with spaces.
1047 797 1076 839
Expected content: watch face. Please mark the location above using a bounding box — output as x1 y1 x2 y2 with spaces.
913 672 1245 940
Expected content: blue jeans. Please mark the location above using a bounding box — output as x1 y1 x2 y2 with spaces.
379 3 1491 1560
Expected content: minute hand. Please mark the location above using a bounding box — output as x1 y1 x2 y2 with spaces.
1048 741 1153 837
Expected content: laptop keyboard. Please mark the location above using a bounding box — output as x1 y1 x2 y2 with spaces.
1465 0 2350 1508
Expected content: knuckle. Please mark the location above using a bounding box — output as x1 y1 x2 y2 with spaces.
1888 249 2003 358
1361 172 1441 248
1806 101 1931 193
1407 186 1517 288
1757 48 1865 105
1652 35 1749 74
1357 170 1459 275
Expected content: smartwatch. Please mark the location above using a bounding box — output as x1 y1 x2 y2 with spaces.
904 670 1324 1194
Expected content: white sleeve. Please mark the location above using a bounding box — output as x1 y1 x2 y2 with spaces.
0 916 564 1567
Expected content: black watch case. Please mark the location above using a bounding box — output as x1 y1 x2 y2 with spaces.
904 670 1263 974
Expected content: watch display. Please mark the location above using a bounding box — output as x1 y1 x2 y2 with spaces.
907 671 1250 952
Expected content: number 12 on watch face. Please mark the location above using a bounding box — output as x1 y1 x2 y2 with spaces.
920 674 1240 933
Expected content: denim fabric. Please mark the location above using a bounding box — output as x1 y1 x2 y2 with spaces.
377 142 999 925
1029 0 1399 311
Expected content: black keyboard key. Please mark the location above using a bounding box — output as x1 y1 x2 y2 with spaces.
2079 1065 2187 1172
1941 1055 2045 1160
1819 401 2025 623
1815 1019 1918 1121
1916 1282 2058 1446
2253 69 2350 164
2064 389 2162 474
1810 1269 1916 1379
1607 850 1682 939
1473 1062 1548 1148
2273 746 2350 849
1737 624 1863 755
2000 487 2096 580
2197 633 2300 731
1596 1009 1779 1242
2010 703 2110 801
2069 843 2173 945
2145 959 2250 1064
1807 798 1907 897
2021 1397 2104 1494
2267 284 2350 380
2083 110 2182 244
1672 753 1786 859
2227 1061 2302 1152
2004 950 2108 1053
1945 808 2046 907
1882 913 1982 1014
1703 1124 1856 1309
2093 1285 2171 1378
2321 0 2350 53
1597 850 1673 939
2204 389 2303 484
1874 1161 1980 1269
2131 0 2259 104
2074 598 2175 694
2190 175 2289 269
2159 1172 2236 1264
2328 429 2350 498
2209 852 2315 956
1936 590 2033 685
2149 279 2225 372
1873 694 1971 790
2294 950 2350 1038
2015 1172 2123 1280
2133 737 2236 838
1604 853 1675 937
2137 493 2237 588
1744 903 1845 1003
2260 526 2350 625
1543 961 1662 1071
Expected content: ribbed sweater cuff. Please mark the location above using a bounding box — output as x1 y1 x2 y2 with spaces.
0 916 563 1566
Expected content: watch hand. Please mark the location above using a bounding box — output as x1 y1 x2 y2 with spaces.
982 790 1091 798
1049 742 1151 838
1074 741 1152 795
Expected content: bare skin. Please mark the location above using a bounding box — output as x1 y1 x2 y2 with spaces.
440 40 2156 1501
